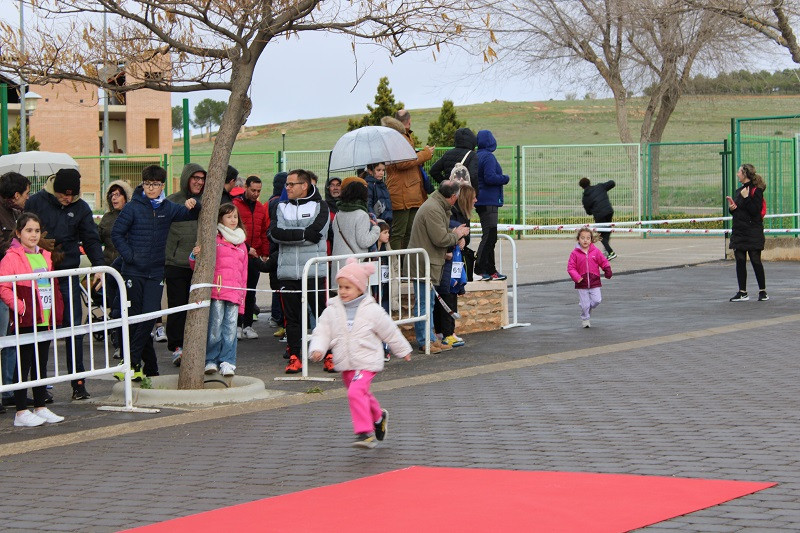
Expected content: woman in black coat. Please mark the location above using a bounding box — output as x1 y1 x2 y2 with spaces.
727 163 767 302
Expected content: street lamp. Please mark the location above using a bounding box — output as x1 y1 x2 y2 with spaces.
281 129 286 152
24 91 41 115
21 91 41 152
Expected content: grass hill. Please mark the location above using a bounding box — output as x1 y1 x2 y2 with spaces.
176 94 800 153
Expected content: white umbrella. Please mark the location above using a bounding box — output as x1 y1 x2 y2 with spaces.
329 126 417 172
0 151 80 177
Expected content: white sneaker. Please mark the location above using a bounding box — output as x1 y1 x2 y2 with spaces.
204 363 218 374
581 320 591 328
242 326 259 339
267 317 279 328
14 409 45 427
219 362 236 377
236 327 244 340
33 407 64 423
154 326 167 342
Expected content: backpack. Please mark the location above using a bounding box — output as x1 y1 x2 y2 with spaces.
449 151 472 184
750 185 767 219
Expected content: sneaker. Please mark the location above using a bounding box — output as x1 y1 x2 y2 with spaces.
242 326 259 339
278 334 287 343
33 407 64 424
274 327 286 338
153 326 167 342
729 291 749 302
374 409 388 441
285 355 302 374
236 327 244 340
442 335 465 347
112 363 126 381
352 432 378 449
384 352 391 362
267 317 279 328
607 251 617 260
172 347 183 367
252 313 259 322
420 343 443 354
480 273 492 281
72 381 91 400
758 291 769 301
432 340 452 351
582 319 591 328
131 365 145 383
219 362 236 377
14 410 45 427
323 353 336 373
204 363 218 375
490 272 508 281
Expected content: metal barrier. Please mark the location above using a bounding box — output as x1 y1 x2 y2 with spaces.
274 248 431 381
470 233 531 329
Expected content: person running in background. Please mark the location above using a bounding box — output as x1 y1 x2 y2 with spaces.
0 213 65 427
310 258 412 448
727 163 768 302
567 228 612 328
579 177 617 260
474 130 509 281
190 204 248 377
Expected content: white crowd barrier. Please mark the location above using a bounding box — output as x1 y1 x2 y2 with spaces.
471 233 530 329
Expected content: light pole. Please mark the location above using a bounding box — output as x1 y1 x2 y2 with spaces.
280 129 286 172
22 91 41 150
19 0 26 152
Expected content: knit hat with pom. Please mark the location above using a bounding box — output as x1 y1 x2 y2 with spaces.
335 257 375 294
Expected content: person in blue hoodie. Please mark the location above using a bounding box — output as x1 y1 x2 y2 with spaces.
111 165 200 380
474 130 509 281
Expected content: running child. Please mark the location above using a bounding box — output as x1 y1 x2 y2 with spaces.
567 228 612 328
310 258 411 448
190 203 249 377
0 213 65 427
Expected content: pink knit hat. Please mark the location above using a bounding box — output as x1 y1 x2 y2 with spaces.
336 257 375 294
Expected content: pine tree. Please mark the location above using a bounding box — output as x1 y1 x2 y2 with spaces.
7 118 41 153
427 100 467 147
347 77 405 131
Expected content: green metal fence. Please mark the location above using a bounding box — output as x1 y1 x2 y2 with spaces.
170 151 278 202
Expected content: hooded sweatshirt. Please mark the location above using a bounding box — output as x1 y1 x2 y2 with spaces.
475 130 510 207
567 242 612 290
165 163 206 268
98 179 135 265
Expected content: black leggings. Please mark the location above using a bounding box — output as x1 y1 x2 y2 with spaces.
734 249 766 292
13 326 51 412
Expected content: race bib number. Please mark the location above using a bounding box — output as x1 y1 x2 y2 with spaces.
38 283 53 310
380 264 390 283
451 261 464 280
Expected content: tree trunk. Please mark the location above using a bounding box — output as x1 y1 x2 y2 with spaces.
178 62 254 389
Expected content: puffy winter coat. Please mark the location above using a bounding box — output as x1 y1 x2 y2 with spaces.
269 185 330 280
309 295 412 372
0 198 21 261
582 181 615 219
0 241 64 328
25 175 104 270
567 243 612 289
365 174 393 223
382 117 432 211
475 130 510 207
189 233 248 313
729 184 765 251
233 196 270 257
111 186 199 279
165 163 206 268
98 180 135 266
429 128 479 188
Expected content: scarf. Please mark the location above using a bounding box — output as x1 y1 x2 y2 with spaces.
217 223 246 245
337 200 367 213
144 190 166 208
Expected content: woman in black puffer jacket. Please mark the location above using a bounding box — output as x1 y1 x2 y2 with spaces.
727 163 767 302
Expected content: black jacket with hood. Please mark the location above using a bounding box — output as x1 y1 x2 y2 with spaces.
429 128 479 189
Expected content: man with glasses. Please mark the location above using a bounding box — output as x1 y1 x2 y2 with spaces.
268 169 329 374
26 168 105 400
164 163 207 365
112 165 200 381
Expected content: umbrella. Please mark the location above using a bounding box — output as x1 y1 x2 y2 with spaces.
328 126 417 172
0 151 80 177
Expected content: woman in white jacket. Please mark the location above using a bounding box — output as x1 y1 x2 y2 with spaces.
310 258 412 448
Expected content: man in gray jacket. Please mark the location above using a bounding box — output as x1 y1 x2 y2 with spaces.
164 163 206 366
268 169 329 374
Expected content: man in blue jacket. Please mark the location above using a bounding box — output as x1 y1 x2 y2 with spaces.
112 165 199 380
475 130 509 281
26 168 105 400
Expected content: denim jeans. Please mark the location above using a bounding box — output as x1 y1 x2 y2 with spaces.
0 300 14 400
413 280 437 348
206 299 239 366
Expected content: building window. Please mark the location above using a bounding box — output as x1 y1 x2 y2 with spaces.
145 118 159 149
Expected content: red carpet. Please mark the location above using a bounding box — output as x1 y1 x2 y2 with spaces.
127 467 774 532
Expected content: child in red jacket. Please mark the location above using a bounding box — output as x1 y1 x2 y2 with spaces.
567 228 612 328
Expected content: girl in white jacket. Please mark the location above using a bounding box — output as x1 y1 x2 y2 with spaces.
310 257 412 448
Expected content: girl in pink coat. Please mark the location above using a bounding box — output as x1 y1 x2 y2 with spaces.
567 228 612 328
310 258 412 449
190 204 248 376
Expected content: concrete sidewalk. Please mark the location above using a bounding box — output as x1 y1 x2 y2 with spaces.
1 259 799 530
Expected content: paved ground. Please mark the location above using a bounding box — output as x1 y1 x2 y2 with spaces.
1 236 799 531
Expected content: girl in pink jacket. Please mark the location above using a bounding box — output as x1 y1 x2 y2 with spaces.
310 258 412 449
567 228 612 328
190 204 248 377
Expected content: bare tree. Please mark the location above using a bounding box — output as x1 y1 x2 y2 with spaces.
0 0 480 389
686 0 800 63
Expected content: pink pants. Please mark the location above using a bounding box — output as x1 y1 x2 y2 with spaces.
577 288 602 320
341 370 382 435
